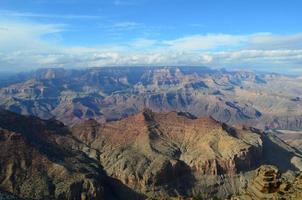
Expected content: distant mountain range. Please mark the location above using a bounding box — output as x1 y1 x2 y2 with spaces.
0 67 301 129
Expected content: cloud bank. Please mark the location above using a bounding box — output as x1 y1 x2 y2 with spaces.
0 18 302 74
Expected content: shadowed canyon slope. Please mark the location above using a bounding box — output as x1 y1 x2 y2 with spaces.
1 67 302 129
1 108 302 199
0 109 143 200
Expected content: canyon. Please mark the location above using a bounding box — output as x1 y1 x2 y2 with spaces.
0 108 302 199
1 67 302 199
0 67 301 130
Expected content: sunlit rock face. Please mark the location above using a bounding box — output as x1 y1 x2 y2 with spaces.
71 109 265 198
232 165 302 199
1 108 302 199
2 66 302 129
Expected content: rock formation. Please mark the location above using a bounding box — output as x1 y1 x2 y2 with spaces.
247 165 282 198
1 108 302 199
0 109 112 200
72 109 301 198
232 165 302 199
2 66 302 128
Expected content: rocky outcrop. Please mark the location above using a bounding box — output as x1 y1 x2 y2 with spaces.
71 109 302 199
232 165 302 199
1 108 302 199
0 109 109 200
246 165 281 198
72 109 264 198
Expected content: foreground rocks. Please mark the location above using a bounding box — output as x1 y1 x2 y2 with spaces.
72 109 302 198
0 110 109 200
0 109 143 200
1 109 302 199
232 165 302 199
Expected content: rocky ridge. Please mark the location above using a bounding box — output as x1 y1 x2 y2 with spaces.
2 67 301 129
0 109 141 200
71 109 302 198
232 165 302 199
1 109 302 199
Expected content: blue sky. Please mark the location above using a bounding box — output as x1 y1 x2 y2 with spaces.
0 0 302 73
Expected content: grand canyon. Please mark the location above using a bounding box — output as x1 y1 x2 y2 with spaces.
1 0 302 199
0 67 302 199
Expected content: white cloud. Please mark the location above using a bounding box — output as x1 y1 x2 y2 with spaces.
247 33 302 50
161 33 302 51
162 34 245 50
0 20 65 53
0 19 302 73
0 9 101 19
208 50 302 65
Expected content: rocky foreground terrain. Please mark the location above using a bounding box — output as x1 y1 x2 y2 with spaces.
0 109 112 200
0 108 302 199
232 165 302 199
0 67 302 130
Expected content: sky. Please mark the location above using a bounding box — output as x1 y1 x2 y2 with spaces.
0 0 302 74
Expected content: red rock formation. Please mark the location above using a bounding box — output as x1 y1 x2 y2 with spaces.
72 109 264 197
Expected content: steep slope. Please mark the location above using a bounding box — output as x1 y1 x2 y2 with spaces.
72 109 302 198
273 129 302 152
0 109 116 200
1 109 302 199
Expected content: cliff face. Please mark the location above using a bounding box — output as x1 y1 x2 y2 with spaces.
71 109 302 198
1 67 302 130
72 109 264 197
1 108 302 199
232 165 302 199
0 67 274 126
0 109 108 200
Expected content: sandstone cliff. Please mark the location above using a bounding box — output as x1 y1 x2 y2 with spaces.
72 109 265 198
232 165 302 199
1 109 302 199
